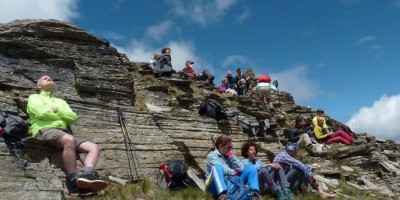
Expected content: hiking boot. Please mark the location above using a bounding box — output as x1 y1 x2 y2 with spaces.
76 171 108 192
249 190 260 200
66 175 95 196
283 188 294 200
275 189 287 200
353 139 365 145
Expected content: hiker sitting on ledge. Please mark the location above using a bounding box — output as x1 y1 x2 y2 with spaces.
205 135 260 200
27 75 107 196
314 117 362 145
181 60 214 85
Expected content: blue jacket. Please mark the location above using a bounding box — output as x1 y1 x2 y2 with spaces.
206 149 244 178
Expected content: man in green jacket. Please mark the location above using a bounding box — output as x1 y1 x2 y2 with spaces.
27 75 107 196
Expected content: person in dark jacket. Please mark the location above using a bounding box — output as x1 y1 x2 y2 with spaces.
288 116 326 157
153 47 175 77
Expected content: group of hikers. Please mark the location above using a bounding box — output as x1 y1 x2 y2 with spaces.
206 135 337 200
14 51 363 199
152 47 278 110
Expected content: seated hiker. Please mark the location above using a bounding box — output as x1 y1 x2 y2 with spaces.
312 108 328 129
205 135 260 200
27 75 107 196
288 116 325 157
225 71 236 89
182 60 214 85
240 141 294 200
273 143 336 198
314 117 361 145
234 68 249 96
153 47 175 77
248 75 277 109
217 78 237 96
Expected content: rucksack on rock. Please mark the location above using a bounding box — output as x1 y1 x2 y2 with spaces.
257 75 271 83
198 99 237 121
0 110 29 149
237 117 270 137
156 160 195 190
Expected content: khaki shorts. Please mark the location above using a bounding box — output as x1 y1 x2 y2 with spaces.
256 86 271 98
36 128 87 149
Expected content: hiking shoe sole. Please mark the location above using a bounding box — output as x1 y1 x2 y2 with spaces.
76 178 108 192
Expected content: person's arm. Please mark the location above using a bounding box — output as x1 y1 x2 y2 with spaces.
312 116 318 127
207 152 237 175
227 151 244 172
27 94 62 121
288 128 302 142
55 98 78 124
314 126 331 139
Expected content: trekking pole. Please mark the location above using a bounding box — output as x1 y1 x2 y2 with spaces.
272 80 282 112
116 107 140 183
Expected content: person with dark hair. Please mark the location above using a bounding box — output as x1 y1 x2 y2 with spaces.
288 115 326 157
234 68 249 96
205 135 260 200
273 143 336 198
153 47 175 77
27 75 107 196
240 141 293 200
182 60 214 85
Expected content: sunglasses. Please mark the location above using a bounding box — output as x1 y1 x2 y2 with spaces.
224 145 233 149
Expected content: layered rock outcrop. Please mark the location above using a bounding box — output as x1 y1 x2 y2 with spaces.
0 20 399 199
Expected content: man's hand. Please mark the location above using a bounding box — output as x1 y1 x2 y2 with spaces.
272 163 281 170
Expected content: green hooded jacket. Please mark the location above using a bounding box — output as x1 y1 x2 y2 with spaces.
27 92 78 136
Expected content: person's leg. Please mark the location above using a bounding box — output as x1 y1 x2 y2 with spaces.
206 164 228 197
58 134 78 173
258 168 276 194
276 168 290 189
76 141 101 170
239 165 259 192
326 136 351 145
285 169 299 191
334 130 355 144
75 140 107 192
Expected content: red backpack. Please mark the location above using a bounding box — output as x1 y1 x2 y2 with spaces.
257 75 271 83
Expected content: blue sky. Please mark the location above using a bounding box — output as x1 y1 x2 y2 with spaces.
1 0 399 142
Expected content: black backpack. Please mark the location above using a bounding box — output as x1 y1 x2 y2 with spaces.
156 160 195 190
237 117 270 137
198 99 237 121
0 110 29 149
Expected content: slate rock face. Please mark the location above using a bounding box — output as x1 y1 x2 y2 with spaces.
0 19 399 199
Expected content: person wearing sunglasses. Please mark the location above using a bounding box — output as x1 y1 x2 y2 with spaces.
205 135 260 200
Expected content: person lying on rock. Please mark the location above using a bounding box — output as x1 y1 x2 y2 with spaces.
314 117 362 145
27 75 107 196
205 135 260 200
181 60 214 85
240 141 294 200
273 143 336 199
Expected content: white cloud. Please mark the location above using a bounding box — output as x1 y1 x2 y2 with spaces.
168 0 238 26
98 31 126 41
346 94 400 142
221 55 250 68
371 44 383 50
355 35 377 46
114 39 212 72
0 0 79 23
145 20 174 41
270 66 319 103
237 9 251 24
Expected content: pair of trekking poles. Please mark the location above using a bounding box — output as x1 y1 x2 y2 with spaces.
116 107 140 183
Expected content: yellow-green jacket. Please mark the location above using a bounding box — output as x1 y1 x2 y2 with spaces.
27 92 77 136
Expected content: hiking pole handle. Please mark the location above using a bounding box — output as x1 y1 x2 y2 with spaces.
116 107 125 122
